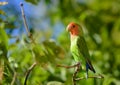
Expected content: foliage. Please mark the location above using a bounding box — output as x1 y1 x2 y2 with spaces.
0 0 120 85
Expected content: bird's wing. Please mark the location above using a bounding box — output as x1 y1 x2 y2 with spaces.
77 36 95 73
77 36 90 59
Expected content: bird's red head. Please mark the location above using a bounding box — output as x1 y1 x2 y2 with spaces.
66 22 82 36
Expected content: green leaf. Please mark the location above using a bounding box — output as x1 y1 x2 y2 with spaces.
43 40 65 59
33 40 65 66
0 23 13 84
0 10 6 15
25 0 40 5
33 44 48 65
45 0 51 4
103 75 115 85
5 22 16 29
47 81 63 85
0 23 8 57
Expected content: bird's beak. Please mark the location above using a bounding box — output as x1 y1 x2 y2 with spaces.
66 25 70 32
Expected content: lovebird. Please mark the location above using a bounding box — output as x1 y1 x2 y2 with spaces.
66 22 96 78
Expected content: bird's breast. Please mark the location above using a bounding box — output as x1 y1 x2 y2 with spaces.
70 37 80 62
70 36 84 63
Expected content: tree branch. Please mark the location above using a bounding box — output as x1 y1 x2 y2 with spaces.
24 62 37 85
75 74 104 80
20 2 35 44
57 63 80 69
20 2 38 85
20 3 30 36
57 63 104 85
72 62 81 85
57 63 81 85
11 72 17 85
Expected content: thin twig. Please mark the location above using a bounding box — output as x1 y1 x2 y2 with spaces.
57 63 81 85
75 74 104 81
20 2 35 44
20 3 30 36
24 62 37 85
57 63 103 85
57 63 79 69
20 2 37 85
11 72 17 85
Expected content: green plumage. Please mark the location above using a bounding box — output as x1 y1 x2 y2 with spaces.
70 35 95 73
66 22 95 77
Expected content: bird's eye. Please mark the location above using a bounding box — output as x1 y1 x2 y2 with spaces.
72 25 75 28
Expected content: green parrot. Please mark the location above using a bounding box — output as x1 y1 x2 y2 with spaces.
66 22 95 78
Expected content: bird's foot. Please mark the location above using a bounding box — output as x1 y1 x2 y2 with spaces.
72 62 81 85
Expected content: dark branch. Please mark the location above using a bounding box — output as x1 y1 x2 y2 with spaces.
24 62 37 85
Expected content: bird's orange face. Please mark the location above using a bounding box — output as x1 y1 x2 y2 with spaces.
66 22 79 36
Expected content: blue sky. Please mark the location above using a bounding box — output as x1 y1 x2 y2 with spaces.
1 0 65 43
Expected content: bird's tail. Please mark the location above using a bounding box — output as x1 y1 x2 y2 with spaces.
86 59 96 73
86 61 95 78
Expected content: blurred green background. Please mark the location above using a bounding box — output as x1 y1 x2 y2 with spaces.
0 0 120 85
